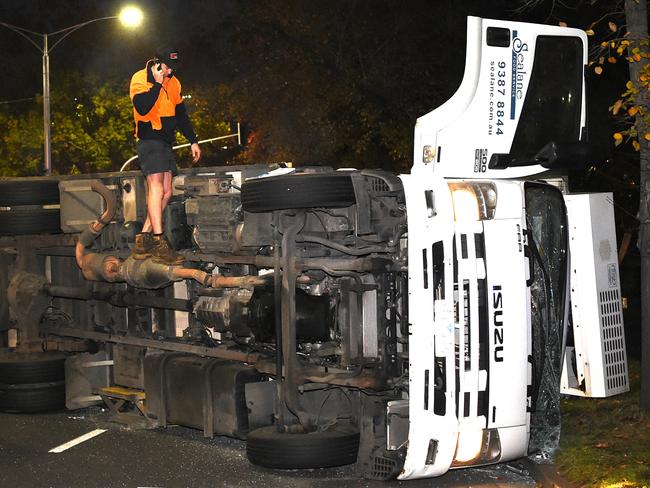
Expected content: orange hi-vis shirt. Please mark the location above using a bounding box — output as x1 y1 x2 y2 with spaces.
129 67 183 140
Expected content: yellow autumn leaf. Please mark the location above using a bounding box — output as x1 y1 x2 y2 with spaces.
599 56 605 64
626 80 635 90
611 41 617 48
645 133 650 141
617 46 625 55
614 133 623 141
595 66 604 75
612 99 624 115
585 29 595 36
609 21 617 32
633 140 641 151
608 56 617 64
628 106 639 116
621 40 631 47
634 53 642 62
601 41 608 48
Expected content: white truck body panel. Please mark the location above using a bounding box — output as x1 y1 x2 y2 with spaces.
399 177 533 479
483 217 530 430
399 173 458 479
562 193 629 397
413 17 588 179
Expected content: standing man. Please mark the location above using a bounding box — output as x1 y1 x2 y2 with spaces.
129 47 201 264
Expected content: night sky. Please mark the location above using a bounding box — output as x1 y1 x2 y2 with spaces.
0 0 525 108
0 0 630 173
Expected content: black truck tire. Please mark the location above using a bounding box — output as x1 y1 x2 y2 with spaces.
0 208 61 235
0 180 60 206
241 173 356 213
0 352 67 413
246 424 360 469
0 381 66 413
0 352 66 384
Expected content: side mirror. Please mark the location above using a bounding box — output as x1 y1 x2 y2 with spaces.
534 141 604 170
488 141 603 170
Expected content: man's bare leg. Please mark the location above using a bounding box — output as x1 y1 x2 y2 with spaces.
142 171 173 234
144 171 183 264
143 172 165 234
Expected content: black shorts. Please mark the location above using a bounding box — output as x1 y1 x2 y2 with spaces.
136 139 177 176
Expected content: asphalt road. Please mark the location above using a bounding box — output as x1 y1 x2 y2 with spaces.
0 407 542 488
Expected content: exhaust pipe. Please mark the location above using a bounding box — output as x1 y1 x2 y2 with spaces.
75 181 265 289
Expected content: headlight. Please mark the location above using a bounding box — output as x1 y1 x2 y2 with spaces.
451 428 502 467
454 428 484 462
448 182 498 221
450 188 480 222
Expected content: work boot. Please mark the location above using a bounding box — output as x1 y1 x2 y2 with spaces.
131 232 154 260
151 234 184 265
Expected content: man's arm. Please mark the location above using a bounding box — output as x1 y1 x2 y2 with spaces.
176 102 198 144
130 64 164 115
176 102 201 162
132 85 162 115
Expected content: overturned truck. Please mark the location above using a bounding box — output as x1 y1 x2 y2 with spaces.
0 17 629 480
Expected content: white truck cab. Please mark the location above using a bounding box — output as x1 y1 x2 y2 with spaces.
414 16 588 179
397 17 627 479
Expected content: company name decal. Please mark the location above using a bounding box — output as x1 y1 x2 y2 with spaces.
510 30 528 119
493 285 504 362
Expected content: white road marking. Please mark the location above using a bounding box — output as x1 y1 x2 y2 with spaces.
48 428 108 453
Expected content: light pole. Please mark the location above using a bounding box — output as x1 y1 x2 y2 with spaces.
0 6 143 175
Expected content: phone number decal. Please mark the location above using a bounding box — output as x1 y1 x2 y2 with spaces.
488 60 507 137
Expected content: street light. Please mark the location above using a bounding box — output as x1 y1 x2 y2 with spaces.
0 5 143 175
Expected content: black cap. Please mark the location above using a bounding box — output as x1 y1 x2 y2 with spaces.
155 47 180 69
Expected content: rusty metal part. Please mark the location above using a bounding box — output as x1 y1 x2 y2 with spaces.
280 213 312 429
91 180 117 227
273 212 283 424
79 253 262 290
42 325 260 363
300 369 383 389
209 274 267 288
184 253 392 273
73 181 265 290
171 267 210 285
7 271 50 351
297 234 394 256
119 257 179 289
78 253 122 282
44 284 193 312
255 359 384 390
75 181 117 269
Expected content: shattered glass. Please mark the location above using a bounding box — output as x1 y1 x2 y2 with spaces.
524 184 569 461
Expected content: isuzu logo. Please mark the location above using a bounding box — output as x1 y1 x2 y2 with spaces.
493 285 504 362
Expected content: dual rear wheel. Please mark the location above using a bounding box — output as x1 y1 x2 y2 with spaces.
0 180 61 236
0 352 66 413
